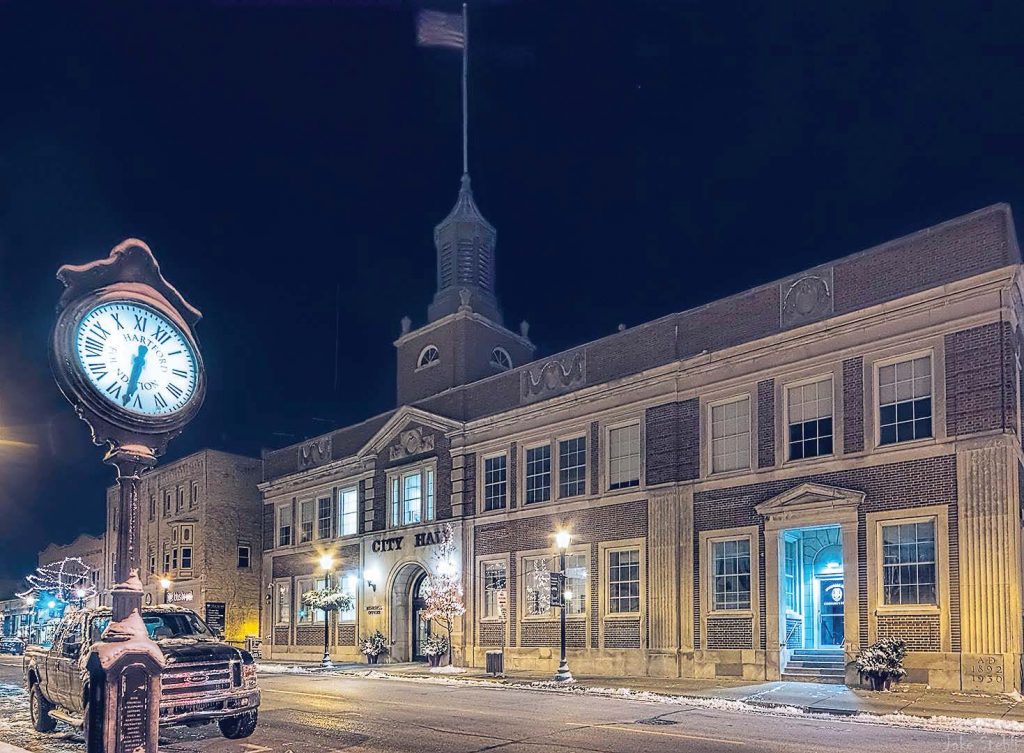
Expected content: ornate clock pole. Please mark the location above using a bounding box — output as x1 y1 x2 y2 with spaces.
50 239 206 753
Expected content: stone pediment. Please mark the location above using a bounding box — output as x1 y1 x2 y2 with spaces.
755 482 864 522
358 406 460 462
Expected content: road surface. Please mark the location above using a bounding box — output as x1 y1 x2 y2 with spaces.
0 656 1011 752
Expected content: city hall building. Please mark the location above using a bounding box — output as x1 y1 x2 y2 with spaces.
260 184 1024 692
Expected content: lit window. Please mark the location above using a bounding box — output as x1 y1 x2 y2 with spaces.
563 553 587 615
608 549 640 614
317 497 333 540
788 378 833 460
389 467 435 527
784 537 799 613
339 487 358 536
712 539 751 610
403 472 422 525
711 397 751 473
525 445 551 504
482 561 507 618
523 556 552 617
484 455 507 511
882 520 936 605
278 506 293 547
490 347 513 371
417 345 440 369
340 575 356 622
558 437 587 498
300 500 314 543
879 356 932 445
275 581 291 625
608 424 640 489
237 545 251 569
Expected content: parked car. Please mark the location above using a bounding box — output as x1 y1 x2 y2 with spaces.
0 636 25 655
24 605 260 739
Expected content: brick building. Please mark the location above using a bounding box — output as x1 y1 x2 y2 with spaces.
104 449 262 643
260 181 1024 691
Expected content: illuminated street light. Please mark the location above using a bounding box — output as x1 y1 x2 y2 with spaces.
320 553 335 669
554 530 574 683
160 577 172 604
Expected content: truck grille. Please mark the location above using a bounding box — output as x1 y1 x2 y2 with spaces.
161 661 236 699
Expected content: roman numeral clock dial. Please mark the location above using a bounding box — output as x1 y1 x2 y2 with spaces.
74 302 199 416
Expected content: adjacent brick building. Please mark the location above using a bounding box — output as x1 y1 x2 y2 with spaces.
104 449 262 643
260 183 1024 691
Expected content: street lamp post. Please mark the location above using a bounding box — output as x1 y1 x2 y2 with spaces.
554 530 574 683
160 578 171 604
319 553 334 669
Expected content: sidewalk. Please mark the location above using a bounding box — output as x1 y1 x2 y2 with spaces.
259 659 1024 724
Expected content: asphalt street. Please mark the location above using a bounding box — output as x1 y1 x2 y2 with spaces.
0 656 1014 752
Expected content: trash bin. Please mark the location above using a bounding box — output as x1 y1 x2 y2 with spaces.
485 650 504 676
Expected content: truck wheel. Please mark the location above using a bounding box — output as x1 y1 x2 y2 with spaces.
218 710 258 739
29 683 57 733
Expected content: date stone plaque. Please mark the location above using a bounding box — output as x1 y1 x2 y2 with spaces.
961 653 1005 692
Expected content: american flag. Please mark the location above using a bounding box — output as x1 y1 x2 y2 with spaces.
416 9 465 50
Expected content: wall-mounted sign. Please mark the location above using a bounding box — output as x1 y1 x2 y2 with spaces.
365 605 383 615
372 537 404 553
167 590 194 604
204 602 226 636
414 530 447 547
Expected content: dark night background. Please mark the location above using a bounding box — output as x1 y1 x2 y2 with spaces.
0 0 1022 595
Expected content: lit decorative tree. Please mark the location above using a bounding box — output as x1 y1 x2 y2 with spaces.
17 557 97 606
420 522 465 666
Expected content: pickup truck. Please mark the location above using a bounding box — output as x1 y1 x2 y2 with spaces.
24 605 260 740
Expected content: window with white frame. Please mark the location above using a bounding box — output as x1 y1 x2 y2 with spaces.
608 549 640 614
164 492 172 515
180 546 193 571
237 544 251 569
176 486 184 512
338 486 358 536
608 424 641 490
784 537 799 613
882 520 937 605
525 445 551 504
482 561 507 618
712 538 751 610
878 355 933 445
299 500 315 543
163 550 170 573
190 481 199 509
417 345 440 369
558 437 587 498
296 576 327 624
563 553 587 615
711 397 751 473
148 554 156 574
523 556 552 617
490 347 513 371
317 496 333 540
275 580 291 625
389 466 435 527
483 455 507 511
787 378 833 460
277 505 293 547
339 575 356 622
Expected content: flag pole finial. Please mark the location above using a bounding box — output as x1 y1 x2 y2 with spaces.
462 2 469 176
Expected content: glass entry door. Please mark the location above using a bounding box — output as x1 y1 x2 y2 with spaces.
411 572 430 662
818 577 844 648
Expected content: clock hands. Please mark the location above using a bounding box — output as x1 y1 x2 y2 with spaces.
123 345 148 406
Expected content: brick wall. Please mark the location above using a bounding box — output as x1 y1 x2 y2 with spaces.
509 441 518 509
590 422 600 493
758 379 775 468
843 357 864 453
877 614 941 651
604 620 642 649
463 453 476 517
945 321 1018 437
707 616 753 649
645 398 699 485
521 620 586 648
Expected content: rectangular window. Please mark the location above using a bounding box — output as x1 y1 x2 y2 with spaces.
403 472 422 525
484 455 508 511
339 487 358 536
389 467 435 527
171 548 179 570
426 468 435 521
608 549 641 614
525 445 552 504
787 378 833 460
879 355 933 445
149 496 156 521
482 561 507 618
300 500 314 543
713 539 751 610
711 397 751 473
296 578 314 624
149 554 156 574
317 496 333 540
237 545 251 569
163 551 170 573
558 437 587 498
190 481 199 509
176 486 184 513
563 553 587 615
608 424 641 489
882 520 937 605
390 477 399 528
164 492 172 515
278 506 293 547
523 555 553 617
275 581 291 625
340 575 356 622
180 546 193 570
784 537 799 613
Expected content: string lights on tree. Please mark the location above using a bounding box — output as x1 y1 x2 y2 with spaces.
17 556 98 606
420 522 466 667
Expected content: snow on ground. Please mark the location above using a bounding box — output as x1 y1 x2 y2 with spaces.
428 665 466 675
256 662 311 674
0 684 81 753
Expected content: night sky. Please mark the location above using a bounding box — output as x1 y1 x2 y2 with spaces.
1 1 1023 595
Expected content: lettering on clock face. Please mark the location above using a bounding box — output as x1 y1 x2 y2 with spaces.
74 302 198 416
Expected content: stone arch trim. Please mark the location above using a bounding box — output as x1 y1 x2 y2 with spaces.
388 560 429 662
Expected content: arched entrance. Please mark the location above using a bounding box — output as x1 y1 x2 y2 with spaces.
389 562 429 662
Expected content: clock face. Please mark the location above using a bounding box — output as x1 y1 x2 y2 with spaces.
74 302 199 417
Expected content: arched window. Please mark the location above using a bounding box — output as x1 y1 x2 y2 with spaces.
490 347 513 371
417 345 440 369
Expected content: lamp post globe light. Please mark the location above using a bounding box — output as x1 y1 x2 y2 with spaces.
320 553 335 669
554 530 574 683
160 577 172 604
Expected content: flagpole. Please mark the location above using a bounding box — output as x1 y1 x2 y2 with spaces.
462 2 469 175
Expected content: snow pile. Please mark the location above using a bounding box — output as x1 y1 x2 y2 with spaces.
0 684 81 752
256 663 311 675
429 665 467 675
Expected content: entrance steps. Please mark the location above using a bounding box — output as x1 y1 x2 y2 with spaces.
782 649 846 684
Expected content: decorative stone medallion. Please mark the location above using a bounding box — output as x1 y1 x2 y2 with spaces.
390 427 436 461
521 351 586 404
298 436 332 470
780 268 834 329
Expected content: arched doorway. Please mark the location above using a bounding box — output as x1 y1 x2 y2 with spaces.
411 572 431 663
389 563 428 662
